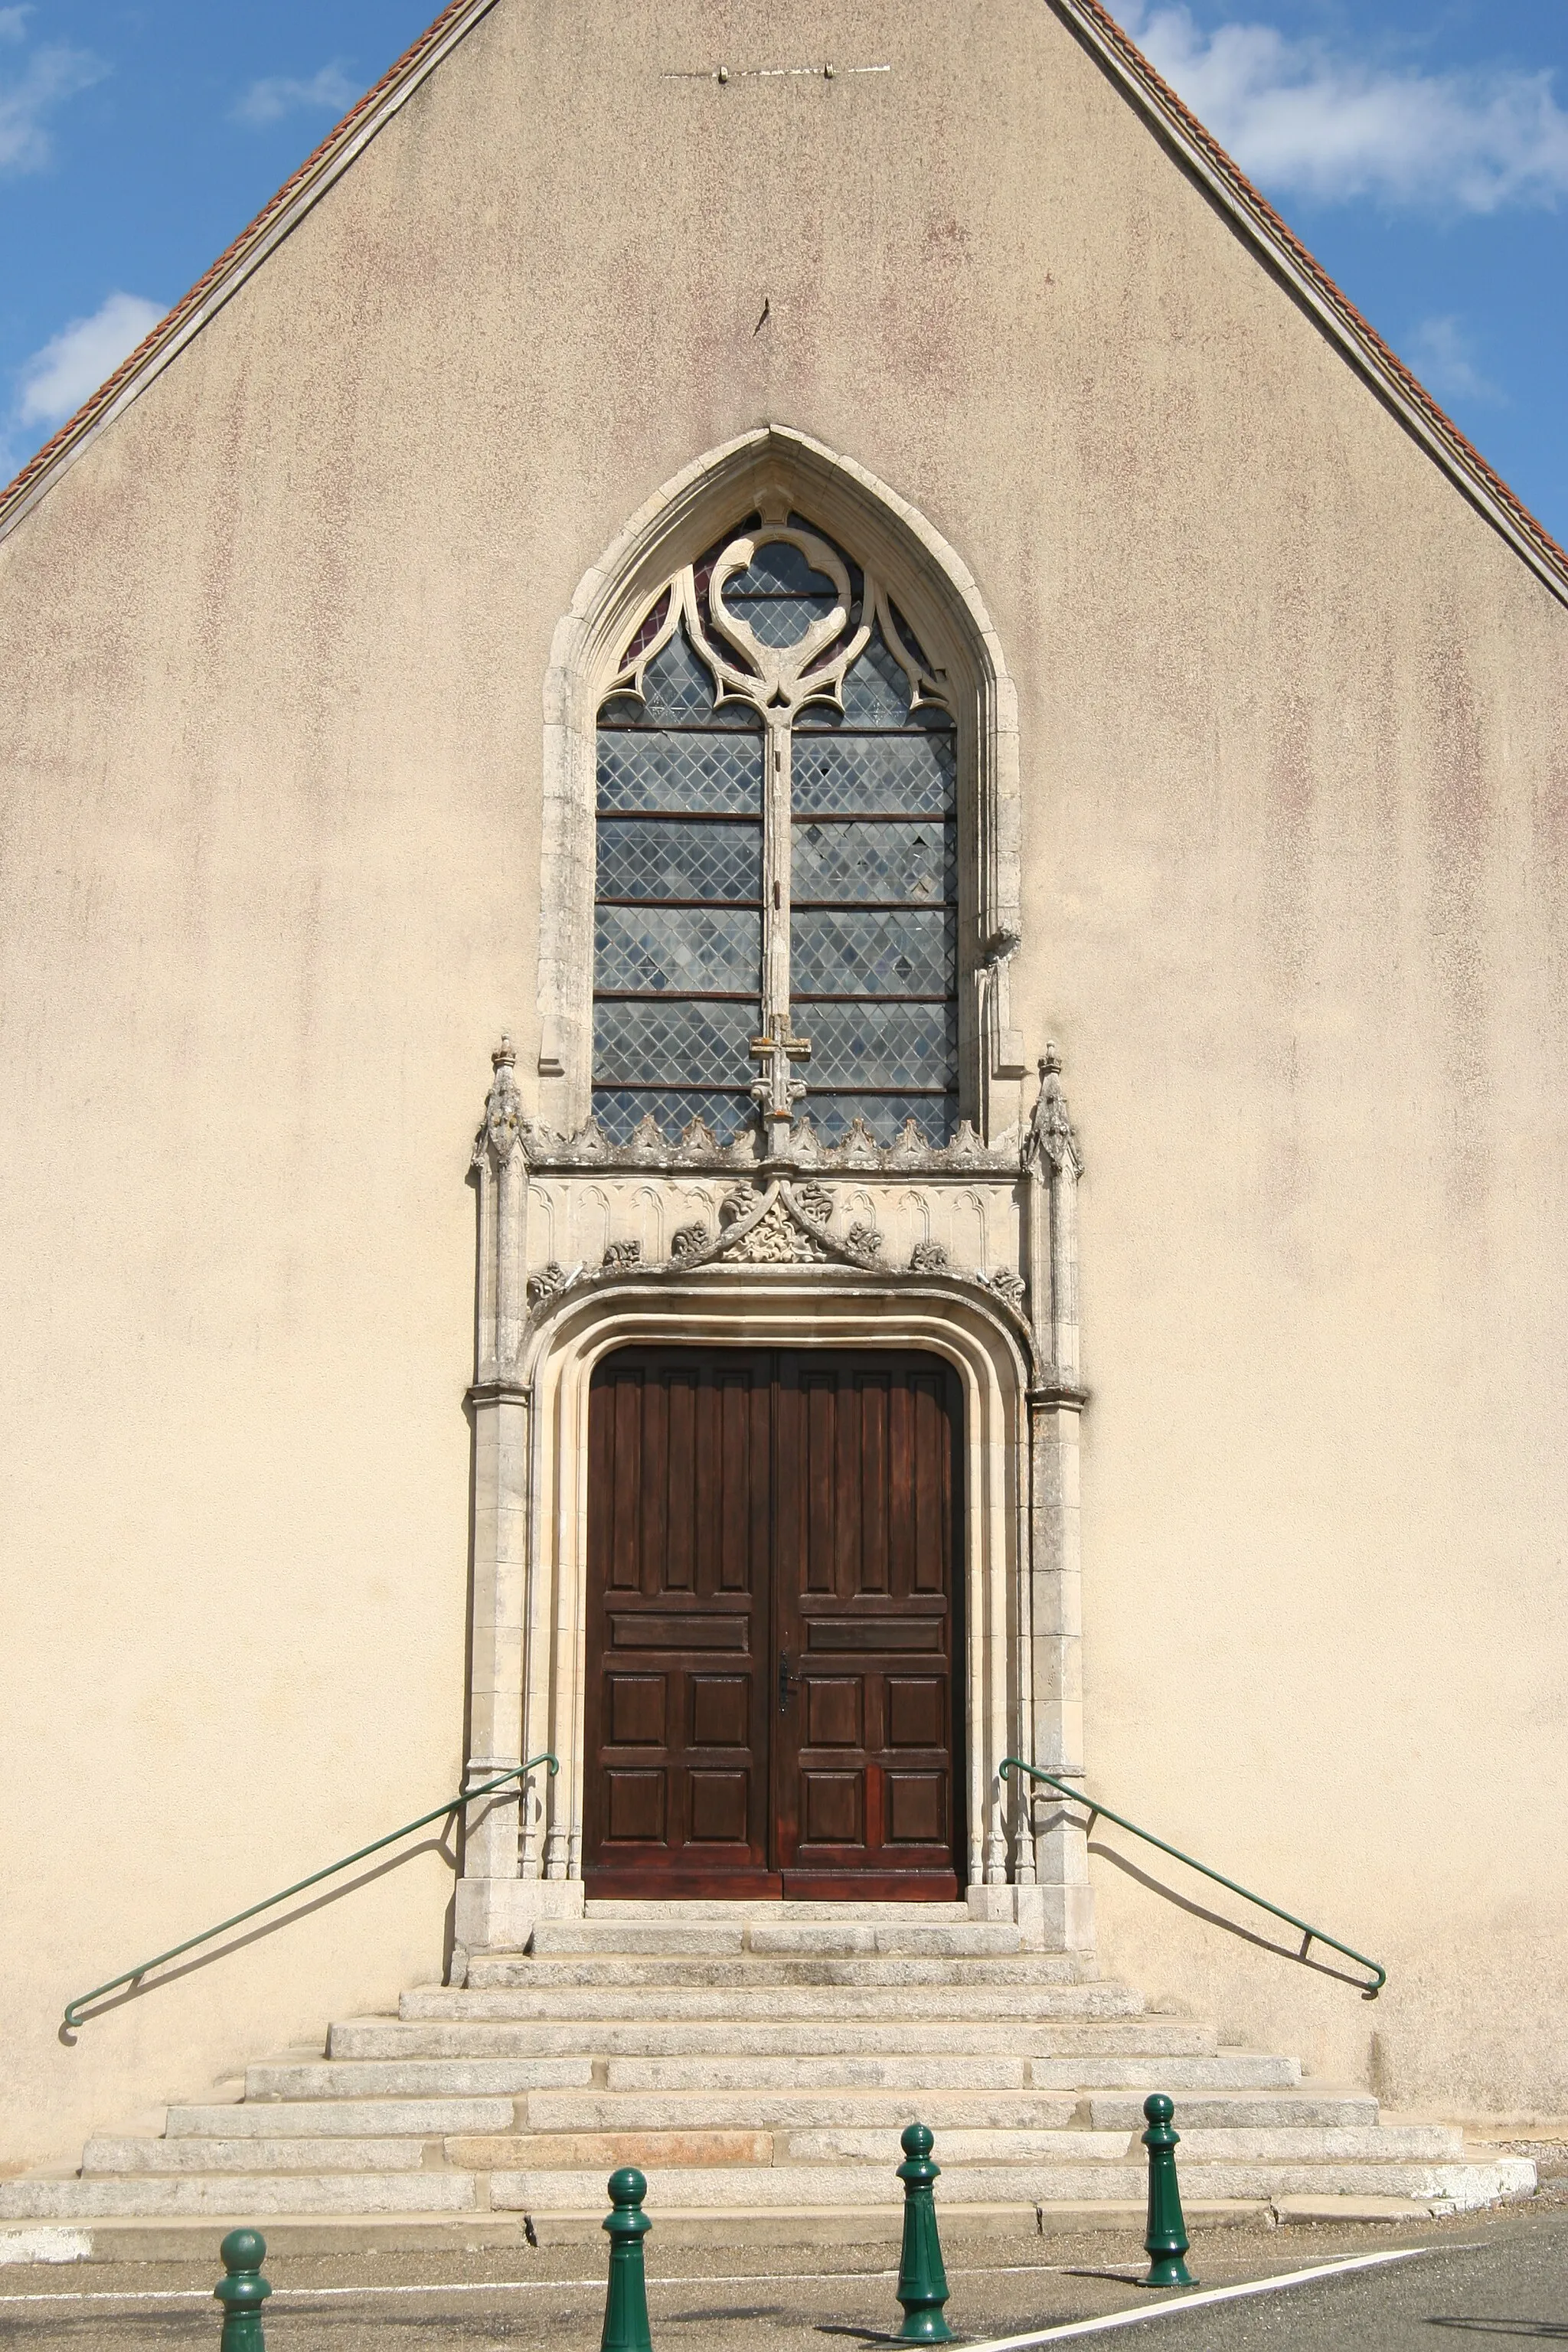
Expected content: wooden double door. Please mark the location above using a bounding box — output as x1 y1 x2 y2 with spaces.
584 1348 963 1900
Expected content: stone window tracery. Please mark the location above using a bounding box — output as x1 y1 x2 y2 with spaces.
591 512 959 1150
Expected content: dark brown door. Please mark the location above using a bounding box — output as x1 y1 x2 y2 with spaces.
774 1357 961 1900
584 1348 962 1900
584 1351 775 1896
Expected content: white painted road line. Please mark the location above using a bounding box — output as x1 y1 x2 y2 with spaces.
0 2243 1453 2319
953 2247 1434 2347
0 2266 890 2306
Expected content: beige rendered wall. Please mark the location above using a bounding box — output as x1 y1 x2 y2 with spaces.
2 0 1565 2162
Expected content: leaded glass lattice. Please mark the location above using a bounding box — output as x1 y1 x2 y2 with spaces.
791 909 954 997
593 998 757 1086
595 907 760 995
593 515 959 1146
791 731 955 815
592 1087 752 1145
596 731 761 815
792 819 956 906
804 1092 959 1147
596 817 761 905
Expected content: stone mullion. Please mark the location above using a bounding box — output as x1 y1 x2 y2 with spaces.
763 714 793 1036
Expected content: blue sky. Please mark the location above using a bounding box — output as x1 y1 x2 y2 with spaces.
2 0 1565 545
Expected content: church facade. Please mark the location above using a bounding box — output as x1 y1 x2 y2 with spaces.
3 0 1566 2177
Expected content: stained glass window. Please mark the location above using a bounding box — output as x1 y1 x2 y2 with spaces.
591 518 959 1146
592 622 763 1143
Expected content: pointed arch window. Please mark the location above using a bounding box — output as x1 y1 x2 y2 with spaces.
592 514 959 1149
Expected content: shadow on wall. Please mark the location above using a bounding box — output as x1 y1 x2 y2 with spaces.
58 1827 461 2047
1087 1838 1380 1998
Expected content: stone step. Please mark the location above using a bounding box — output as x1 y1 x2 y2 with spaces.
1178 2125 1467 2161
1029 2053 1299 2090
583 1901 976 1922
781 2125 1465 2164
404 1982 1144 2024
1086 2091 1377 2131
466 1955 1102 1990
803 2129 1139 2164
749 1924 1023 1958
521 2089 1085 2133
328 2017 1216 2062
598 2054 1033 2092
83 2138 429 2174
245 2060 589 2100
528 1922 1024 1959
0 2174 479 2220
593 2049 1292 2093
168 2099 518 2138
484 2158 1537 2211
124 2112 1441 2181
452 2130 777 2171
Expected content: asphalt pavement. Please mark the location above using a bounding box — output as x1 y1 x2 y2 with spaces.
0 2191 1563 2352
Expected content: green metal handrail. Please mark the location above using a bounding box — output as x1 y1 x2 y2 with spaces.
999 1756 1386 1998
62 1753 559 2031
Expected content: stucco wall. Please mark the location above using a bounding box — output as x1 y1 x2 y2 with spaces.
2 0 1565 2162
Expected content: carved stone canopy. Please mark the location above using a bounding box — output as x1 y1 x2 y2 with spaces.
521 1176 1040 1335
477 1040 1082 1387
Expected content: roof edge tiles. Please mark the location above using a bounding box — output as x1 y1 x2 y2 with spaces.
1 0 1564 609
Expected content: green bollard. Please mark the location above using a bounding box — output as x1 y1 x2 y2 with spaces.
1142 2093 1194 2288
600 2165 653 2352
895 2122 952 2342
214 2229 271 2352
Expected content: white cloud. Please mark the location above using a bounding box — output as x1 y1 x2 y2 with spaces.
1405 315 1504 407
15 292 167 430
232 62 358 128
0 20 106 172
1119 4 1568 212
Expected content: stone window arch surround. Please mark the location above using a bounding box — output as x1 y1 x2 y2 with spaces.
535 425 1027 1148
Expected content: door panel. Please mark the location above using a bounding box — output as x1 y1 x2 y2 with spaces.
584 1347 962 1900
584 1351 775 1895
774 1356 961 1900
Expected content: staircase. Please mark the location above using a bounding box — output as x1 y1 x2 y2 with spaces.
2 1905 1534 2252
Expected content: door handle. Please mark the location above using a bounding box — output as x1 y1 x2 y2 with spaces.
779 1653 798 1713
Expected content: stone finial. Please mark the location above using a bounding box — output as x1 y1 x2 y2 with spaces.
1024 1041 1082 1178
474 1033 528 1170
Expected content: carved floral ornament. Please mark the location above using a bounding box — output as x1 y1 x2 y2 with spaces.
521 1175 1029 1305
476 1040 1076 1320
479 1044 1078 1186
